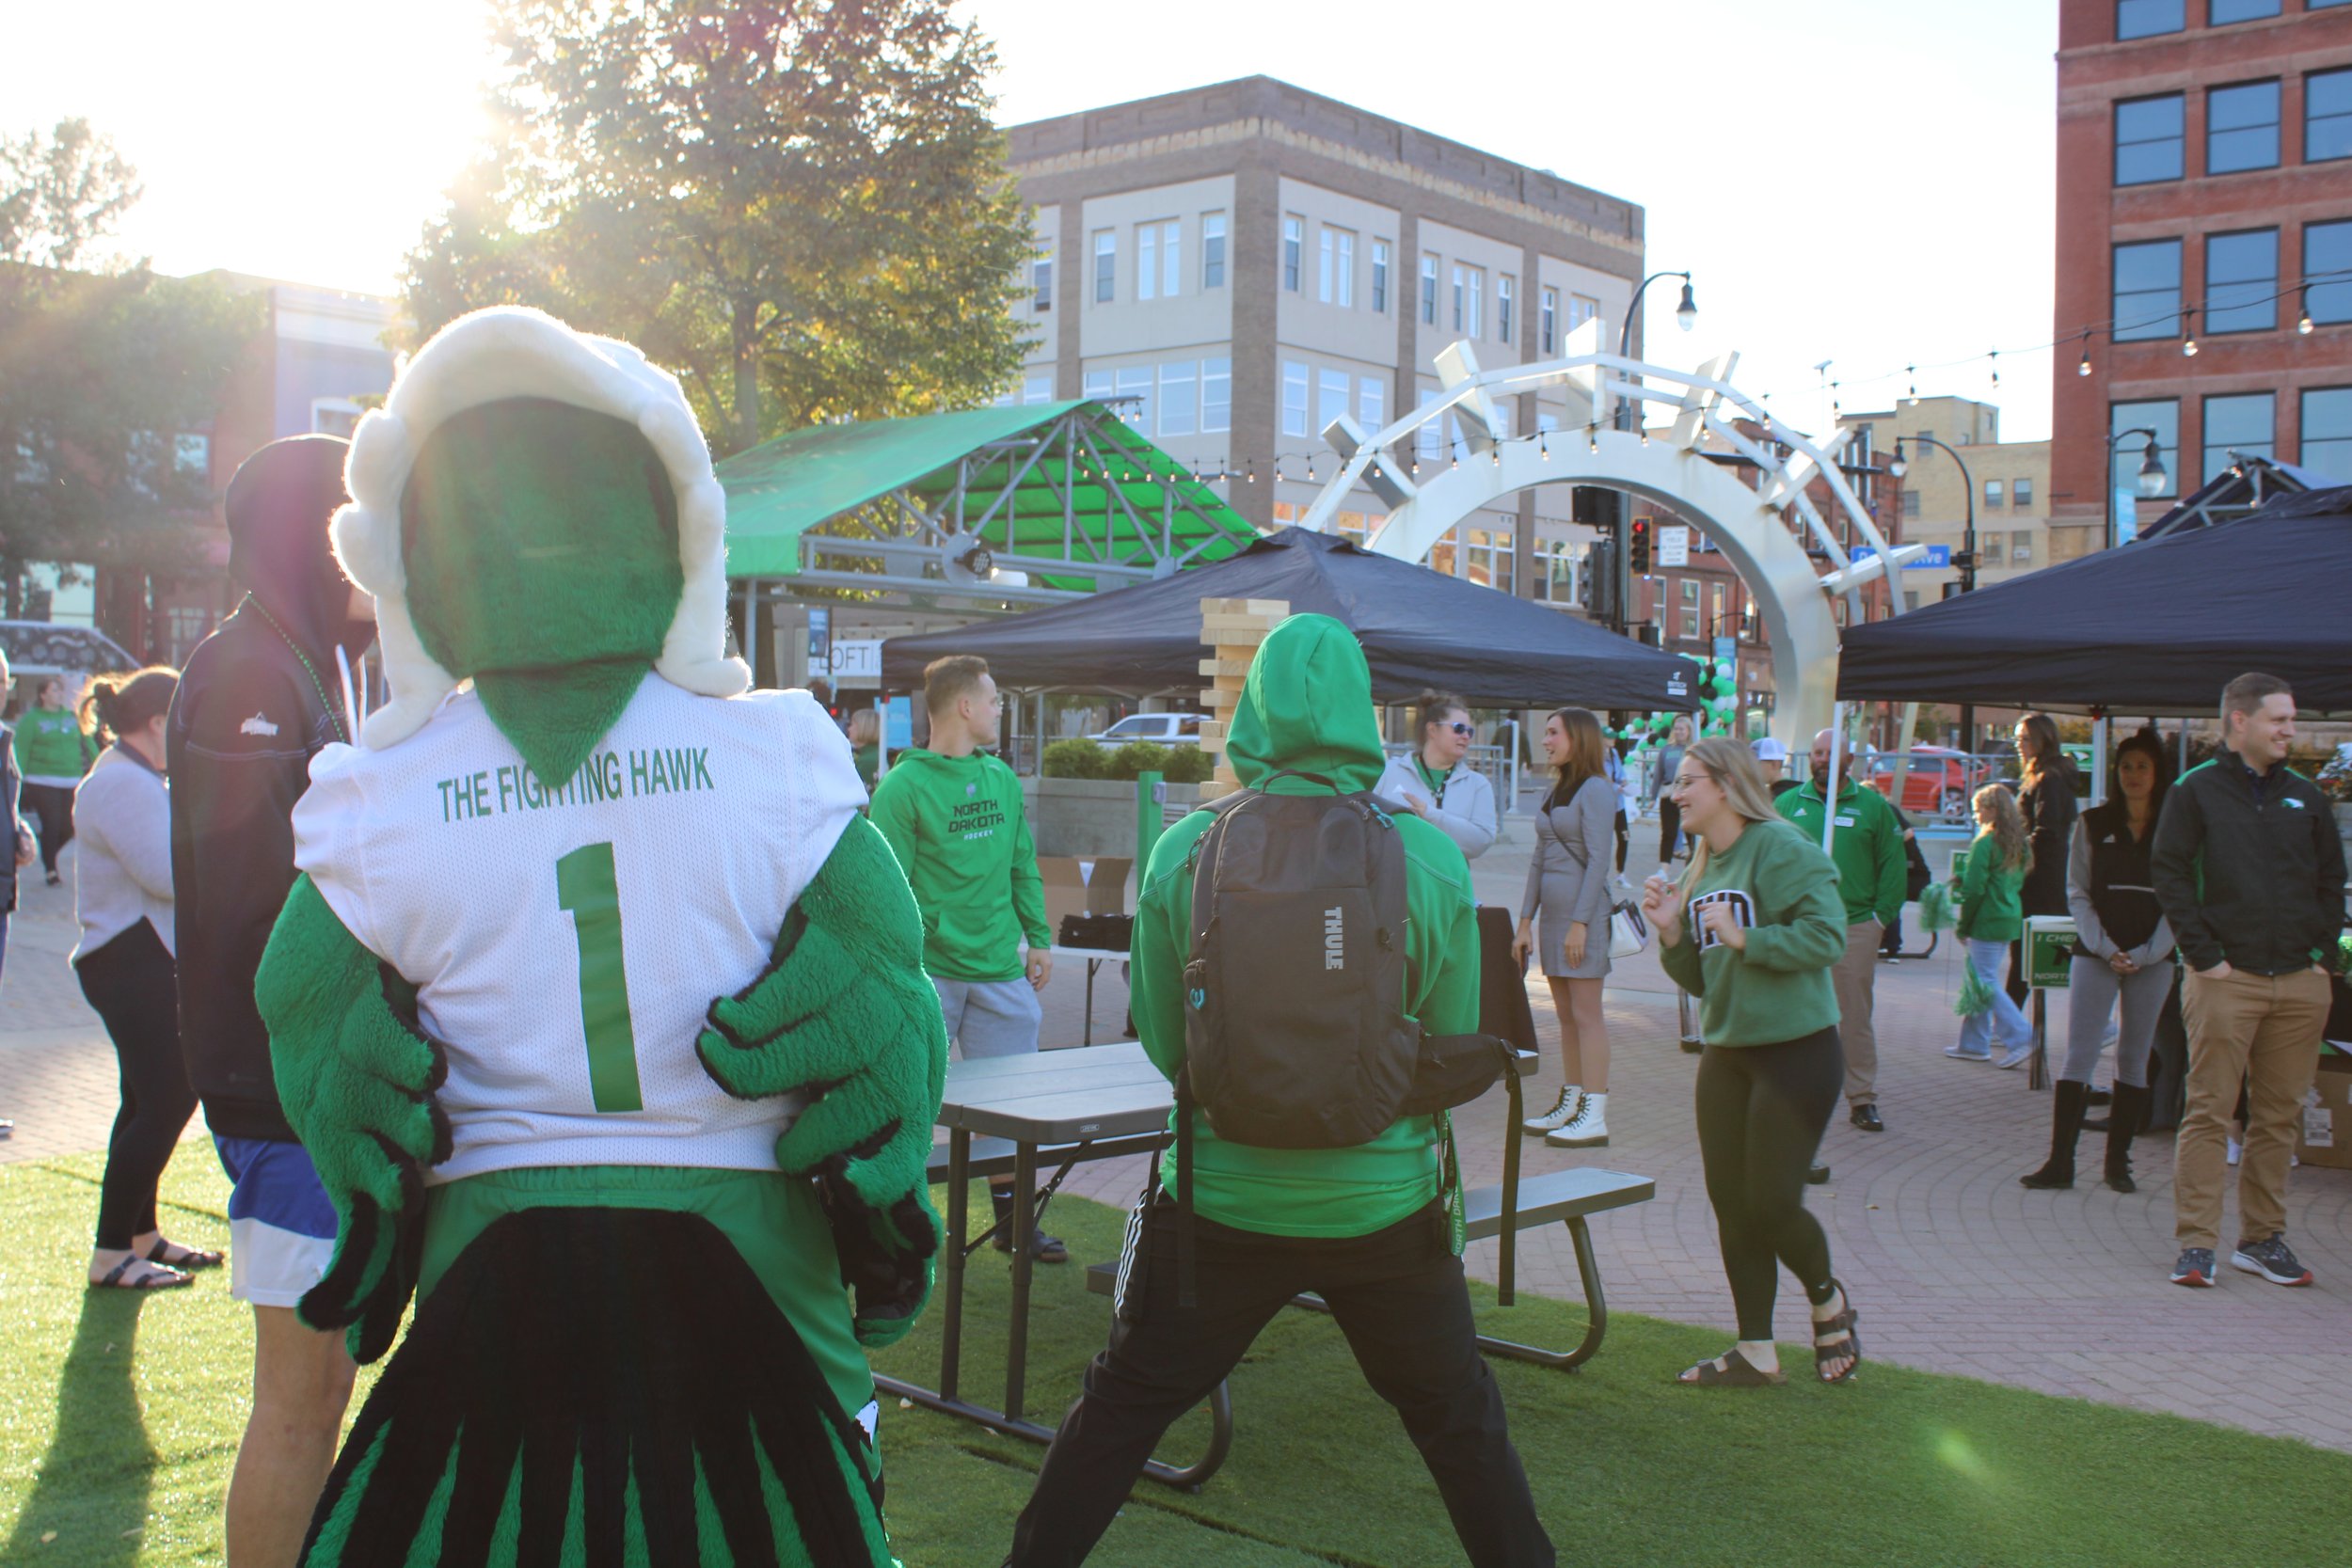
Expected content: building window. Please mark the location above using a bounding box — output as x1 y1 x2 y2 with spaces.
1540 287 1558 354
1901 489 1921 519
173 432 210 478
1202 213 1227 289
2201 391 2275 482
1318 368 1348 438
2113 94 2185 184
1358 376 1385 433
2208 0 2279 23
2111 399 2179 499
1421 255 1438 324
1024 374 1053 404
1466 271 1483 338
1282 360 1309 437
2207 81 2281 174
1984 479 2005 509
1031 247 1053 312
1678 578 1701 641
2302 387 2352 479
1082 370 1111 402
1201 357 1231 434
1451 265 1465 331
2012 476 2034 509
312 398 364 437
2111 239 2182 340
1282 216 1303 292
1466 525 1513 593
1160 361 1197 437
1336 231 1355 308
1569 293 1600 333
1318 228 1334 303
1137 223 1158 302
1498 275 1516 344
2204 229 2278 333
1371 241 1389 312
2312 70 2352 164
1159 220 1180 297
2308 220 2352 325
1116 365 1153 432
2115 0 2184 39
1093 230 1115 303
2011 531 2034 565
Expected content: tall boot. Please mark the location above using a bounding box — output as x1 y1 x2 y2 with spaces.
2103 1083 2149 1193
2020 1080 2089 1189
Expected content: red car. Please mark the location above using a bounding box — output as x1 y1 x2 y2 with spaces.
1865 748 1986 821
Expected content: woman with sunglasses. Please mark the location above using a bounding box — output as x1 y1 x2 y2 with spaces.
1644 737 1860 1386
1375 689 1497 861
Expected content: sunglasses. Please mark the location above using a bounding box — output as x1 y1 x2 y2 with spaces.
1446 721 1474 736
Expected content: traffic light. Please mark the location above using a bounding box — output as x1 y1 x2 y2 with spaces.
1629 517 1652 574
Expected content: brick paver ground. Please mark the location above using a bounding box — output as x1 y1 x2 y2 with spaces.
8 814 2347 1453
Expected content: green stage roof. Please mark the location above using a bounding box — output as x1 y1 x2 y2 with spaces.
713 401 1259 587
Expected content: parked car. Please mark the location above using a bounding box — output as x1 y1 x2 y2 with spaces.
1088 712 1205 749
1865 747 1988 820
2318 742 2352 803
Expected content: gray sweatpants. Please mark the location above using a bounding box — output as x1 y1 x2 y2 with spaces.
2061 954 2170 1086
933 975 1042 1059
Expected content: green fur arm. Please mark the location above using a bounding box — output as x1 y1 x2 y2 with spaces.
257 877 452 1362
696 816 946 1344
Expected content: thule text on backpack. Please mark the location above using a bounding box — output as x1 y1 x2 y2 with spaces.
1324 906 1344 969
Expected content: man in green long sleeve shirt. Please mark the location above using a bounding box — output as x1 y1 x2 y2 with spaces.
1777 728 1907 1132
1005 613 1551 1568
867 655 1061 1258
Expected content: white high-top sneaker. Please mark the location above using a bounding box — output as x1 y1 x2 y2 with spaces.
1545 1091 1610 1148
1521 1085 1582 1135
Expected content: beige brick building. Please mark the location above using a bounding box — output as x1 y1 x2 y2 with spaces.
1844 396 2058 602
1002 76 1648 602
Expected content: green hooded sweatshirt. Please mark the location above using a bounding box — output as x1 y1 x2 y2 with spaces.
1954 829 2026 942
1656 816 1847 1047
1133 613 1479 1238
869 747 1050 982
13 706 93 782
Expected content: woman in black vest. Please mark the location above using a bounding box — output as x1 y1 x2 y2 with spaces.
2007 713 2077 1006
2022 727 2172 1192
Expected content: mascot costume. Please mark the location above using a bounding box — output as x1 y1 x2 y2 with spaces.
253 307 946 1568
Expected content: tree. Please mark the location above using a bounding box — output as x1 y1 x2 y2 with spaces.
404 0 1038 457
0 120 260 619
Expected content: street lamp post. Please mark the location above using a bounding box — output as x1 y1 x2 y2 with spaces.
2102 426 2169 551
1889 433 1979 752
1607 271 1697 635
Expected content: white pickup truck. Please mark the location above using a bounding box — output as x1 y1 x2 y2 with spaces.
1089 712 1205 749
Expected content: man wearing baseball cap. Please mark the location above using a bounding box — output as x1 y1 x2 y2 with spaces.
1752 736 1799 798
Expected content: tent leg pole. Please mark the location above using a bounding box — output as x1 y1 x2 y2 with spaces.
1821 702 1846 854
2090 716 2109 807
742 578 761 687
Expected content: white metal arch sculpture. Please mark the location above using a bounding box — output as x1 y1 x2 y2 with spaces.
1298 321 1919 745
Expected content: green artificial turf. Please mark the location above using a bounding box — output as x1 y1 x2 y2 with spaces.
5 1153 2348 1567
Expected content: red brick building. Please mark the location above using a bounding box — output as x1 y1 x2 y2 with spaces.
2054 0 2352 555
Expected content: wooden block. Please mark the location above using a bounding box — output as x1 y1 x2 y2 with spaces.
1197 779 1235 801
1199 597 1291 618
1200 617 1278 641
1198 721 1227 746
1197 657 1252 678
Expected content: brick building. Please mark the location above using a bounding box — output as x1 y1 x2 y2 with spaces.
1002 76 1648 602
2054 0 2352 556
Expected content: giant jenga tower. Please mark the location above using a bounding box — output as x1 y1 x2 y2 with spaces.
1196 597 1288 801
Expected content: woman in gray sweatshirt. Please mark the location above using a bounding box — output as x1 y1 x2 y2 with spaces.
74 667 215 1289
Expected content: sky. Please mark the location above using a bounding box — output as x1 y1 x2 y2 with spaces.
3 0 2062 439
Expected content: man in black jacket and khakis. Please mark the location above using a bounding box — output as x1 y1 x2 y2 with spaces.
169 435 377 1567
2152 672 2346 1291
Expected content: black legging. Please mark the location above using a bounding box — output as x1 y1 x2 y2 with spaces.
1694 1025 1843 1339
23 782 74 876
77 920 196 1249
1613 808 1629 874
1658 796 1683 862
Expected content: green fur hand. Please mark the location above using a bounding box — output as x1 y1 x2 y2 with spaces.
259 878 452 1362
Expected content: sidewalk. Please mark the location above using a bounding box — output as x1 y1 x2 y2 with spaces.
7 819 2347 1453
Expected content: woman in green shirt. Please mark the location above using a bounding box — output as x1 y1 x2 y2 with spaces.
1644 736 1861 1386
15 676 94 886
1951 784 2034 1067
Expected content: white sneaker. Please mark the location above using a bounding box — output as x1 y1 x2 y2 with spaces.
2227 1137 2242 1167
1545 1092 1610 1148
1994 1043 2034 1070
1521 1085 1582 1135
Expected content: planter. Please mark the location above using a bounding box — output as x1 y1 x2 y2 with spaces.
1029 776 1203 859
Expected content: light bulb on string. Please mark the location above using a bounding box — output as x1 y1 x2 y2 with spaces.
2182 308 2199 357
1586 421 1598 453
1306 455 1316 482
1988 351 1999 391
1410 454 1421 476
2298 291 2314 335
1540 432 1549 461
1246 460 1255 484
1904 365 1917 405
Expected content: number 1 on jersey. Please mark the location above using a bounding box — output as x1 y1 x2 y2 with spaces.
557 841 644 1113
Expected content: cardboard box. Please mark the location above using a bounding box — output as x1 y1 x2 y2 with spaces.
2297 1046 2352 1170
1037 855 1134 939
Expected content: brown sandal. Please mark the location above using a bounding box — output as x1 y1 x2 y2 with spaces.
147 1238 224 1270
91 1256 192 1291
1813 1280 1862 1384
1675 1347 1785 1386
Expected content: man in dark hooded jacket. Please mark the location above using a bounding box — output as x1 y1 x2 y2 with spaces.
168 434 376 1568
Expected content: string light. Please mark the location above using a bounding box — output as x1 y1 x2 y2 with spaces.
2077 330 2092 377
2182 308 2199 358
1305 455 1316 481
1586 421 1599 452
1904 365 1916 405
2299 290 2314 335
1246 460 1255 484
1410 454 1421 476
1988 351 1999 390
1540 431 1549 461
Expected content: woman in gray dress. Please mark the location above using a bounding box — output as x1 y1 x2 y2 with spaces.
1514 706 1617 1148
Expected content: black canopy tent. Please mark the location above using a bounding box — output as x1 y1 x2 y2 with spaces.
881 527 1701 711
1836 485 2352 715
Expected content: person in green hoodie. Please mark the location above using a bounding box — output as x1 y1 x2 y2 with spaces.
1645 736 1861 1386
1006 614 1553 1568
16 675 96 886
868 653 1065 1261
1776 726 1906 1132
1950 783 2035 1067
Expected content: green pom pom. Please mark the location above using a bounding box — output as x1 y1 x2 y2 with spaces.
1954 962 1996 1018
1916 882 1958 932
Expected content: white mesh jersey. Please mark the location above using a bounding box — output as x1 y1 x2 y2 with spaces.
293 673 865 1183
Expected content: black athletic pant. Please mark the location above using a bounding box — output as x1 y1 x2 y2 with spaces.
1657 796 1683 862
1007 1198 1554 1568
1612 806 1629 874
1694 1026 1843 1340
77 920 196 1249
23 782 73 876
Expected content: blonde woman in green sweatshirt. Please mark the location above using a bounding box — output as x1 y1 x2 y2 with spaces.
1643 736 1861 1386
1950 784 2034 1068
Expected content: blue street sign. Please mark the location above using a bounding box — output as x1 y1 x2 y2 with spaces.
1851 544 1951 569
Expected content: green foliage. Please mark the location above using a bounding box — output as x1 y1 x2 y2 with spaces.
0 121 260 603
1041 738 1108 780
1105 741 1173 781
402 0 1039 455
1160 745 1215 784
